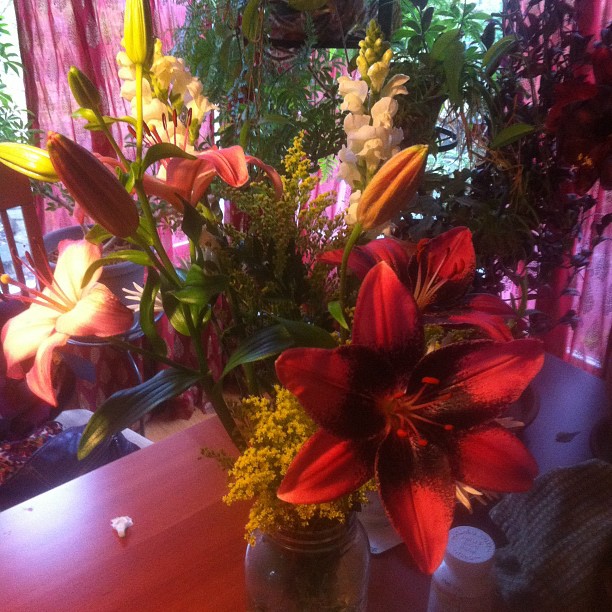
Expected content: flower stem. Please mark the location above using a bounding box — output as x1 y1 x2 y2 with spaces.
339 222 362 342
135 63 144 164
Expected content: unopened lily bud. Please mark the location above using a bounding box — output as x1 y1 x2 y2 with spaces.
124 0 154 68
0 142 59 182
68 66 101 110
357 145 428 230
47 132 139 238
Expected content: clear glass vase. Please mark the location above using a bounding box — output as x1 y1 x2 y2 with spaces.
245 513 370 611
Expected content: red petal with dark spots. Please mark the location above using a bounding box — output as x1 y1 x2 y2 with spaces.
353 263 424 376
376 433 455 574
275 345 392 439
319 237 415 283
454 426 538 491
407 339 544 426
278 429 377 503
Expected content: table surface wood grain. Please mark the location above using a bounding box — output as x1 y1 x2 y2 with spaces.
0 354 606 611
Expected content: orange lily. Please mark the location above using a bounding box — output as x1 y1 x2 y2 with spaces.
1 240 134 406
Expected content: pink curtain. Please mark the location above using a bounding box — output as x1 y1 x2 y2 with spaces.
560 0 612 374
14 0 186 232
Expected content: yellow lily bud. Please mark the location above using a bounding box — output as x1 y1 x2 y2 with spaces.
47 132 139 238
356 145 429 230
0 142 59 182
68 66 101 110
123 0 154 68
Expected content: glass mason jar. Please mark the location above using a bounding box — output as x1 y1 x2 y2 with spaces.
245 513 370 611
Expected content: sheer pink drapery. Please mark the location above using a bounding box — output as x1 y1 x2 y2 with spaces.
542 0 612 375
14 0 186 232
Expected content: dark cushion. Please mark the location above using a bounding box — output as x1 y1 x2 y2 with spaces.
0 425 139 511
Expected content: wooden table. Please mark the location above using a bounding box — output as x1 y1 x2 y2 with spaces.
0 354 607 611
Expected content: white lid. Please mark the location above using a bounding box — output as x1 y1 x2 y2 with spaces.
444 526 495 578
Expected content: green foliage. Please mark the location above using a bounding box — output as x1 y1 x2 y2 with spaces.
213 133 347 388
390 0 495 152
173 0 345 164
0 15 30 143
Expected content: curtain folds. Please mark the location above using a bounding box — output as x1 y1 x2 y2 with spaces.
14 0 186 231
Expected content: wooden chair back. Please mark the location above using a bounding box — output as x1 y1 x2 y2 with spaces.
0 163 49 295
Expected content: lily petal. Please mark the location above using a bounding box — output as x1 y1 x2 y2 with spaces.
26 331 70 406
246 155 284 200
1 307 57 378
319 237 415 283
377 432 455 574
52 240 103 302
353 262 424 377
410 227 475 307
408 338 544 426
275 345 392 439
424 308 514 342
278 429 376 503
55 284 134 338
454 426 538 491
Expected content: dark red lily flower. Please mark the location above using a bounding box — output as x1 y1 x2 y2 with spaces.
545 44 612 194
320 228 517 341
275 262 543 574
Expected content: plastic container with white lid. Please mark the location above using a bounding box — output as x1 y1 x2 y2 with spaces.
426 525 497 612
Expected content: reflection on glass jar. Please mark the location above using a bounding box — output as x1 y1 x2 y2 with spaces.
245 513 370 611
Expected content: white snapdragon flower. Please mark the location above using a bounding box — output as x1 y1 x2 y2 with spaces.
338 76 368 115
344 189 362 225
370 97 398 129
381 74 409 99
337 146 361 187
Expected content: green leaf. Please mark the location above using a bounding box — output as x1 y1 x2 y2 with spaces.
328 300 349 330
220 319 335 378
490 123 536 149
431 29 461 61
221 325 294 378
171 274 228 306
483 35 517 75
142 143 196 173
78 369 201 458
181 201 204 244
242 0 261 43
443 41 465 106
139 270 167 355
72 108 137 130
81 250 150 287
275 318 337 349
161 292 192 336
287 0 328 10
239 118 251 150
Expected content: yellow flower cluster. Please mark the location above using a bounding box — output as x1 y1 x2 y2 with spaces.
223 386 368 543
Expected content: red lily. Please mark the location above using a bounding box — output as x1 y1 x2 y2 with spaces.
1 240 134 406
275 262 543 573
321 227 517 341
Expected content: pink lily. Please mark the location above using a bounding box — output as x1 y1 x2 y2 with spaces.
320 228 517 341
143 146 283 211
1 240 134 406
275 262 543 574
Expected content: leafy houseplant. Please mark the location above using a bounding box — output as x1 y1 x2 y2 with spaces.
1 1 545 581
394 0 611 336
174 0 347 167
0 15 30 144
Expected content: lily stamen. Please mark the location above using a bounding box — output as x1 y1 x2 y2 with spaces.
1 274 68 313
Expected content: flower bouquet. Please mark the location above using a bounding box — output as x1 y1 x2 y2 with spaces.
0 1 544 594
